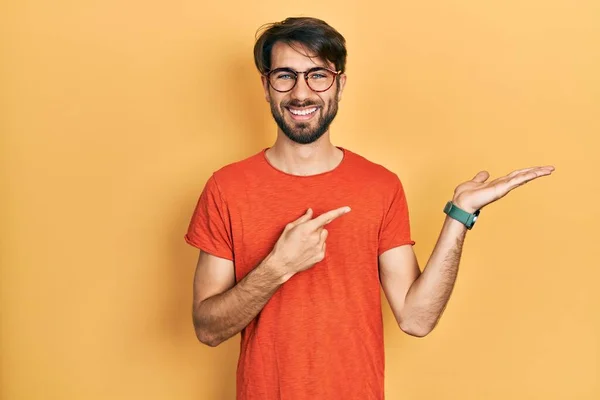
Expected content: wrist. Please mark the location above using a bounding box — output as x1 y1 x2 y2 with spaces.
451 196 478 214
263 252 294 284
444 198 481 230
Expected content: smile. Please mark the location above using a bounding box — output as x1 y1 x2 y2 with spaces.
288 107 317 116
286 107 319 121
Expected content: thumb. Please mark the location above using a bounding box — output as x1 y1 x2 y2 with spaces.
472 171 490 183
289 208 313 228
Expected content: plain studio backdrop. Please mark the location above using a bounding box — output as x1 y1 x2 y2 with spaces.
1 1 598 399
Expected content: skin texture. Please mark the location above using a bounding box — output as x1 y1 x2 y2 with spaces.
191 39 556 344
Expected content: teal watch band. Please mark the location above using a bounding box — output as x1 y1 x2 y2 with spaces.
443 201 481 230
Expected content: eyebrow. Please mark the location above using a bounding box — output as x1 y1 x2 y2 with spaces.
270 63 330 70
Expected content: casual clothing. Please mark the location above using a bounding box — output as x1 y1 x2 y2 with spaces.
185 146 415 400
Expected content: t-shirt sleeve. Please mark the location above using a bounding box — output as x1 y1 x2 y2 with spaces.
378 175 416 256
184 173 234 261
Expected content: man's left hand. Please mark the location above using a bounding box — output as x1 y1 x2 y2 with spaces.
452 165 556 213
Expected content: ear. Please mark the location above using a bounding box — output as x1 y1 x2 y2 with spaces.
336 73 347 102
260 75 271 103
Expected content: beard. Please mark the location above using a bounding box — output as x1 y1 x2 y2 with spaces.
270 96 339 145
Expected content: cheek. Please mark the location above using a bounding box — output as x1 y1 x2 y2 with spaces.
270 92 286 107
325 96 336 110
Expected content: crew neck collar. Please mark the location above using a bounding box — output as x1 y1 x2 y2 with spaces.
261 146 347 178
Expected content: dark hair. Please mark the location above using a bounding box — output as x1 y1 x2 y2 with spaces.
253 17 347 75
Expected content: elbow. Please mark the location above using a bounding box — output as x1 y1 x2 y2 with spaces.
202 338 222 348
399 320 433 338
193 315 223 347
193 306 223 347
195 328 223 347
402 328 431 338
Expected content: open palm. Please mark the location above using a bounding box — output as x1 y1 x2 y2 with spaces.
453 166 555 213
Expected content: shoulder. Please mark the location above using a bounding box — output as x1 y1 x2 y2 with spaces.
208 148 265 193
343 147 404 188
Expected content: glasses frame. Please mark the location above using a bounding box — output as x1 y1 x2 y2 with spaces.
264 67 342 93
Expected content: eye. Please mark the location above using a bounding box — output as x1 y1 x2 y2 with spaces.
275 73 295 80
308 70 330 80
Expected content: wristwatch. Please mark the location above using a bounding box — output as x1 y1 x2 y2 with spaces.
443 201 480 230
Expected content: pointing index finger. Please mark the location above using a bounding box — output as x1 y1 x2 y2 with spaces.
309 206 351 229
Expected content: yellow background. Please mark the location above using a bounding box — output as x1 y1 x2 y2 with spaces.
2 0 598 399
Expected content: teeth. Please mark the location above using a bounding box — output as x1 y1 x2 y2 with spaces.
289 107 317 116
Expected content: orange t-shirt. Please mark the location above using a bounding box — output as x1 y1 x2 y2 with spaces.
185 146 415 400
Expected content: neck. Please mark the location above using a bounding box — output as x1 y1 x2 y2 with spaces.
266 133 343 176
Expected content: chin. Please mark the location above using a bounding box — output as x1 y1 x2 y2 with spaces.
284 129 327 145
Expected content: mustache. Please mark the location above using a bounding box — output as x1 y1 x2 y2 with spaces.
283 100 322 108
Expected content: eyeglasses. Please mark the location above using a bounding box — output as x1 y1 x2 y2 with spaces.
264 67 342 93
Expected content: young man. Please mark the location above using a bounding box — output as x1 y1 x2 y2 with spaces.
184 17 554 400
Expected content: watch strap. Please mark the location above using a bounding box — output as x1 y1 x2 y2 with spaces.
443 201 480 229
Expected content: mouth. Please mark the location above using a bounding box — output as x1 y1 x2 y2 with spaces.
286 106 319 121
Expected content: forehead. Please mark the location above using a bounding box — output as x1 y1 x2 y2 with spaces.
270 41 334 70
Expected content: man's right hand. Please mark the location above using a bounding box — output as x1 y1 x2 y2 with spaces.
268 206 352 282
192 206 351 346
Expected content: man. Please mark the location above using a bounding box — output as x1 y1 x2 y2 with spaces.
184 17 554 400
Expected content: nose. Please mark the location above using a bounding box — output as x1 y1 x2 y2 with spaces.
289 73 312 102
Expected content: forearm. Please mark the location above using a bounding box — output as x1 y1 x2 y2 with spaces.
193 253 286 346
402 214 468 336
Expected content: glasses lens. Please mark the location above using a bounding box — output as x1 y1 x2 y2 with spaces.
269 70 296 92
306 69 335 92
269 68 336 92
